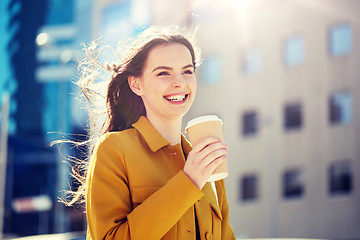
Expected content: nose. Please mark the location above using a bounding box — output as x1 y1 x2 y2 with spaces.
172 74 186 88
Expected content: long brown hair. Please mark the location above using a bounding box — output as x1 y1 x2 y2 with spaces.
65 25 201 206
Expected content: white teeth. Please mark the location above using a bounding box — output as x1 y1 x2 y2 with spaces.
165 95 186 101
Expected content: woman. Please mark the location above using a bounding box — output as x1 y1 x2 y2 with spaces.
80 26 235 240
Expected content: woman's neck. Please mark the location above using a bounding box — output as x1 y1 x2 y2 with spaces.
146 115 182 146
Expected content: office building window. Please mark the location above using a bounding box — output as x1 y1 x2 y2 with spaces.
283 35 305 67
201 55 221 85
240 174 258 202
329 91 352 125
283 169 304 199
102 1 132 48
329 23 352 57
284 103 302 130
329 161 352 195
242 111 258 137
242 48 261 75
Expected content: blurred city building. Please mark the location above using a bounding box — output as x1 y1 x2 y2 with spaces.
0 0 91 237
1 0 359 239
0 0 54 237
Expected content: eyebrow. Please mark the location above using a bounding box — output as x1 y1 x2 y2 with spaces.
152 64 194 73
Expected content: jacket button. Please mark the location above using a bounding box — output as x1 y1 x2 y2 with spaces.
205 232 212 240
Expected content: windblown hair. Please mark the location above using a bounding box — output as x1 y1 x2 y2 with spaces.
63 25 201 206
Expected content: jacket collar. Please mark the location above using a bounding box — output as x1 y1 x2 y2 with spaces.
132 116 192 154
180 134 192 157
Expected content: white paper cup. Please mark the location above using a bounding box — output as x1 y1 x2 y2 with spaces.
185 115 228 182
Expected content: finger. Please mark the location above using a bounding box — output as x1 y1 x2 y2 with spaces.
197 142 228 161
201 148 228 167
191 136 222 153
207 155 227 174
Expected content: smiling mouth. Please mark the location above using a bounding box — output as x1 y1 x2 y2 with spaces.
163 94 189 102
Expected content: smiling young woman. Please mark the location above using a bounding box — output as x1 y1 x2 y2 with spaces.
72 26 235 240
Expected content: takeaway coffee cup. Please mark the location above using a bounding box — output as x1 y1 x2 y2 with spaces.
185 115 228 182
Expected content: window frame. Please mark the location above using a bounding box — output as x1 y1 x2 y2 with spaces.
241 110 259 137
200 54 222 85
283 102 303 131
283 35 305 67
240 173 259 202
242 47 261 75
329 22 352 57
328 160 353 196
329 90 352 125
282 168 305 200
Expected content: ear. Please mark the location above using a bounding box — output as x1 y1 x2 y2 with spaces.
128 76 143 96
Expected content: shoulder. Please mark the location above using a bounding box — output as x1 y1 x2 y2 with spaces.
91 128 141 160
89 129 140 171
95 128 139 148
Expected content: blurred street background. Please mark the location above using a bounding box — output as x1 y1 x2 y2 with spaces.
0 0 359 239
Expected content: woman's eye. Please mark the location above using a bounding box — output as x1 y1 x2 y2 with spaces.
157 71 169 76
183 70 193 75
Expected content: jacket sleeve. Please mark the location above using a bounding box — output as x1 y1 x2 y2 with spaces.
216 180 236 240
86 134 204 240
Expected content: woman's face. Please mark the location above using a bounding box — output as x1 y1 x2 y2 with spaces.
131 43 197 121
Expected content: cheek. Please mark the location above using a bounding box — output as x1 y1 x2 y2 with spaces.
140 78 158 96
191 77 197 94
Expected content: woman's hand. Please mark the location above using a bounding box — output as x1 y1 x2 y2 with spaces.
183 136 228 189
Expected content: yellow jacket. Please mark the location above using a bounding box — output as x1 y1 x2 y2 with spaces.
86 116 235 240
